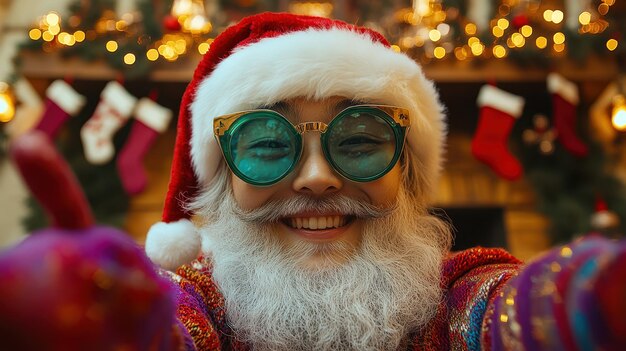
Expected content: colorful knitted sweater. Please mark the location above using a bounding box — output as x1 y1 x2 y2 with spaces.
163 247 518 350
163 237 626 350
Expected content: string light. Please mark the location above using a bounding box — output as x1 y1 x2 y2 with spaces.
579 12 591 25
197 42 210 54
58 32 70 45
465 23 477 35
123 53 136 65
437 23 450 36
497 18 509 30
454 47 468 60
174 39 187 54
551 10 564 24
414 36 425 47
492 26 504 38
493 45 507 58
413 0 431 17
29 29 42 40
554 43 565 53
74 31 85 42
429 29 441 42
536 36 548 49
543 10 553 22
146 49 159 61
184 14 212 34
471 42 484 56
553 32 565 45
511 33 525 47
289 2 334 18
171 0 193 17
0 82 15 123
105 40 118 52
506 36 515 48
433 46 446 59
115 20 128 31
22 1 624 68
611 95 626 131
45 12 60 26
42 31 54 42
48 25 61 35
433 10 446 22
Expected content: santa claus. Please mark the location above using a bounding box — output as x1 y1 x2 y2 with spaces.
1 12 625 351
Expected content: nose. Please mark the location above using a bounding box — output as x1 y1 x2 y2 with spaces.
292 134 343 195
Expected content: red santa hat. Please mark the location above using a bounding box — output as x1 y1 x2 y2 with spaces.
145 12 446 270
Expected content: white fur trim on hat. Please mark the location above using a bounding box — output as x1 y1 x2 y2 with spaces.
101 81 137 117
46 80 86 116
145 219 200 271
477 85 525 118
190 27 446 198
134 98 173 133
547 73 579 105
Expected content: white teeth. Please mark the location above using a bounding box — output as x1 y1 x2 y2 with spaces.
287 216 348 230
318 217 326 229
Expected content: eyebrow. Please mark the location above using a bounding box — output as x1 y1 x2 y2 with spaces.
262 101 294 117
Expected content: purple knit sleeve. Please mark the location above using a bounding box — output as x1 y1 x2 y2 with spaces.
490 235 626 350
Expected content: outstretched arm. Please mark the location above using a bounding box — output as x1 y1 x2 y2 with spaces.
490 235 626 350
0 130 222 350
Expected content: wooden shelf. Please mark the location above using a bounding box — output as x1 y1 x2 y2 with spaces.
423 56 620 83
19 52 621 83
19 52 200 82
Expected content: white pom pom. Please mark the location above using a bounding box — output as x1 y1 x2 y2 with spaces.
145 219 200 271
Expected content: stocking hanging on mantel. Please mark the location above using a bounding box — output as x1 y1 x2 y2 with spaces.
565 0 591 31
466 0 492 33
471 84 525 181
117 98 173 195
34 80 86 139
547 73 589 157
5 79 44 138
80 81 137 165
116 0 137 19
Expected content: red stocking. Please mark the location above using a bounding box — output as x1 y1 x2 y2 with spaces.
117 98 172 195
35 80 85 138
471 85 525 181
547 73 588 157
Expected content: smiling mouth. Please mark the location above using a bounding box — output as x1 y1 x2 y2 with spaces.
283 215 353 230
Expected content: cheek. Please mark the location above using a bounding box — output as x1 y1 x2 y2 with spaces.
231 173 280 210
362 165 401 206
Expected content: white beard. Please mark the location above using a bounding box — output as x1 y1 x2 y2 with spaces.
196 187 450 351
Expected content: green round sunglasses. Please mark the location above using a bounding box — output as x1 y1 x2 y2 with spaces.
213 104 411 186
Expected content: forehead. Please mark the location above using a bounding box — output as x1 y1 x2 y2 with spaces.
261 96 364 124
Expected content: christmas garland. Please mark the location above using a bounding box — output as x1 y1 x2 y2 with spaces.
15 0 626 79
18 0 171 79
390 0 624 66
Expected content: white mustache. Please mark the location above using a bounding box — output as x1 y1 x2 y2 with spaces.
232 194 396 223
